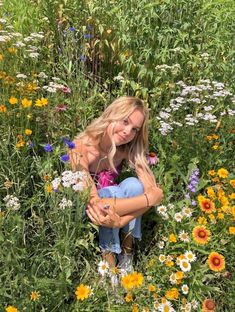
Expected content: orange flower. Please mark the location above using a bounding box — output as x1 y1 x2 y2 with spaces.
169 233 177 243
217 168 229 178
124 292 133 302
208 252 225 272
208 170 216 176
230 180 235 188
202 298 216 311
165 288 179 300
198 196 215 213
192 226 210 245
228 227 235 234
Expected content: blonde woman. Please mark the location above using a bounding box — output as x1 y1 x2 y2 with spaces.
69 96 163 281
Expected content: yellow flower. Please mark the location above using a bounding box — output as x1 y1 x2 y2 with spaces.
212 144 220 150
25 129 32 136
228 227 235 234
147 258 156 267
212 177 220 183
229 193 235 199
198 196 216 214
46 184 53 193
35 97 48 107
217 168 229 178
5 306 18 312
207 187 216 199
165 260 174 267
198 216 207 225
124 292 133 302
192 226 211 245
208 170 216 176
208 214 216 223
206 135 213 141
30 291 40 301
169 234 177 243
21 98 32 108
230 180 235 188
130 271 144 288
165 287 179 300
217 212 224 219
0 53 4 61
75 284 92 301
175 271 184 280
131 304 139 312
207 252 225 272
9 96 18 105
148 284 156 292
8 47 17 54
0 104 7 113
16 141 25 148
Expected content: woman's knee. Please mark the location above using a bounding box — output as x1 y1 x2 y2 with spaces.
119 177 144 197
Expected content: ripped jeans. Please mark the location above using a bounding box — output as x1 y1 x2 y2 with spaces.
98 177 144 254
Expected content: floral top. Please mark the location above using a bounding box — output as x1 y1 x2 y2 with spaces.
90 164 122 190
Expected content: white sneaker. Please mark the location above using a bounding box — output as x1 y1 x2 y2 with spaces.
118 253 134 274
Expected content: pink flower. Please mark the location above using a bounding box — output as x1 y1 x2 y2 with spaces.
55 103 68 112
60 86 71 94
147 152 158 165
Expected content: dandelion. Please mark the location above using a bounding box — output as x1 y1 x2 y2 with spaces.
0 104 7 112
228 227 235 234
202 299 216 312
124 292 133 302
9 96 18 105
165 288 179 300
21 98 32 108
5 306 18 312
192 225 210 245
207 252 225 272
180 285 188 295
30 291 40 301
98 260 109 276
179 259 191 272
25 129 32 135
169 233 177 243
229 179 235 188
75 284 92 301
217 168 228 178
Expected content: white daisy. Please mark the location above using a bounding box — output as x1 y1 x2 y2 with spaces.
158 299 175 312
157 205 167 215
179 230 190 242
179 259 191 272
185 251 197 262
169 273 177 284
98 260 109 276
158 241 165 249
191 299 199 310
181 284 189 294
159 254 166 263
174 212 183 222
182 206 192 217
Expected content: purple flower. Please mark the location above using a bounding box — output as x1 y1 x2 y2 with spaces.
147 152 158 165
55 103 68 112
44 144 53 152
83 33 91 39
60 154 70 162
63 138 75 149
69 27 75 32
60 86 71 94
187 168 200 193
80 55 87 62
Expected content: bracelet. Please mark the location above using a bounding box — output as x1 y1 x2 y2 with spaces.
144 193 150 208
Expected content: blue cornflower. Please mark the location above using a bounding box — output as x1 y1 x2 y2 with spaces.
60 154 70 162
44 144 53 152
69 27 76 32
62 138 75 149
80 55 87 62
83 33 91 39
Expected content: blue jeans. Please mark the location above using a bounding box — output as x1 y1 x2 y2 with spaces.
98 177 144 254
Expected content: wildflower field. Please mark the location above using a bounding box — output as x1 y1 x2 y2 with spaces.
0 0 235 311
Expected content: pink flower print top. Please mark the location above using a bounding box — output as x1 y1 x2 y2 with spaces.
90 164 122 190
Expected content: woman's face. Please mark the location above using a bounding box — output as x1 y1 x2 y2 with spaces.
111 108 145 146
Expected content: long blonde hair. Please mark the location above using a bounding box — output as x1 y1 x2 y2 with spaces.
78 96 152 177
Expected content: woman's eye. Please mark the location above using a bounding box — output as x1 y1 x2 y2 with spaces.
123 119 128 125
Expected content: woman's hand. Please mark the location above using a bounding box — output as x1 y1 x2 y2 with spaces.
86 197 123 228
145 185 164 207
135 164 157 190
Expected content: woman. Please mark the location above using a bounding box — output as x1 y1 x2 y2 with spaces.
69 96 163 277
